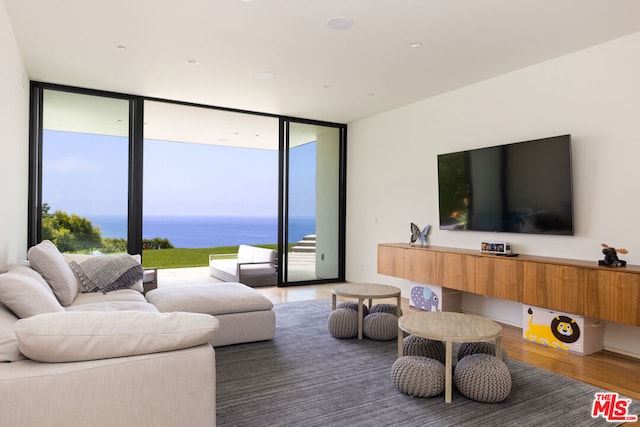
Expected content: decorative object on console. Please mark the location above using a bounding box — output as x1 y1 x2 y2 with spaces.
522 306 603 355
410 223 430 247
410 285 440 311
481 241 511 255
599 243 627 267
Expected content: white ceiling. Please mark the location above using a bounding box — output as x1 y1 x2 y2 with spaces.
5 0 640 125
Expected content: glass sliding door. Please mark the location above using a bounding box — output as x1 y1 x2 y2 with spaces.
29 83 346 286
36 89 130 253
282 121 345 284
142 101 279 265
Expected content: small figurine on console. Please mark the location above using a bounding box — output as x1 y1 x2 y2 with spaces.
599 243 628 267
410 223 430 247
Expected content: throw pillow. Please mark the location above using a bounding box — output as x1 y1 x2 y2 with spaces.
27 240 78 306
4 264 56 295
0 303 25 362
0 272 65 318
15 311 219 363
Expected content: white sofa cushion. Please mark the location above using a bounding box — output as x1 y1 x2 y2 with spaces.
71 288 147 305
4 263 52 289
15 311 219 363
238 244 277 263
0 303 24 362
0 272 65 318
65 301 159 312
146 282 273 315
27 240 78 306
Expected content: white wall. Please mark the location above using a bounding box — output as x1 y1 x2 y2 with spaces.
0 1 29 268
346 32 640 358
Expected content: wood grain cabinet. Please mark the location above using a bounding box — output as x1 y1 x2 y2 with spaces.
377 243 640 327
586 270 640 325
435 252 476 292
404 248 437 284
377 244 404 278
522 262 588 315
476 256 523 302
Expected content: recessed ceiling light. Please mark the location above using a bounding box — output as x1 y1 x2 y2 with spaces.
327 16 354 30
185 58 199 65
408 42 422 48
257 71 276 79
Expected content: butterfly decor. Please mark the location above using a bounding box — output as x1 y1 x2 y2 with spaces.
410 223 431 247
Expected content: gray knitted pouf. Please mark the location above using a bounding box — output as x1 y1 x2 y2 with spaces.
457 341 508 362
369 303 401 316
327 308 358 338
363 312 398 340
403 335 446 364
337 301 368 317
453 353 511 403
391 356 445 397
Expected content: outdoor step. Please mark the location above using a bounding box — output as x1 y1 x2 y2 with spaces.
302 234 316 241
291 245 316 253
295 240 316 247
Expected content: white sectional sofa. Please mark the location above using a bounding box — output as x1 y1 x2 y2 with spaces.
0 240 276 426
209 244 278 286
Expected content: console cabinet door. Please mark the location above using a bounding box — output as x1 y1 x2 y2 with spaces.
377 245 405 278
404 248 437 284
476 257 523 302
523 262 587 314
586 270 640 326
435 252 475 292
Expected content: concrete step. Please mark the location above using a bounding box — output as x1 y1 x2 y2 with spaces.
291 245 316 253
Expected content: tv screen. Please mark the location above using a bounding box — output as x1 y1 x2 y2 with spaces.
437 135 573 235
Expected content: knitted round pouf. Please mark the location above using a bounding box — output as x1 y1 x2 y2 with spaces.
454 353 511 403
369 303 401 316
391 356 445 397
403 335 445 364
327 308 358 338
457 341 508 362
363 312 398 340
337 301 369 317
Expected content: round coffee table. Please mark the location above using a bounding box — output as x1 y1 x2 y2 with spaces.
398 311 503 403
331 283 401 340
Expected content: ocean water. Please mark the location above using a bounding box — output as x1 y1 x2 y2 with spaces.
89 215 315 248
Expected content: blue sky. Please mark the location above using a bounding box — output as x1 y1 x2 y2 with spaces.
42 130 316 218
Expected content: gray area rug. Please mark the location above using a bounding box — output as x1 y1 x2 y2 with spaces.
215 299 640 426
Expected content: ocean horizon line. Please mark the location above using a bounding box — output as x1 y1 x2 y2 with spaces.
88 214 316 248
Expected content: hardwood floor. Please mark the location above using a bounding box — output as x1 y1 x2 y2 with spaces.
256 283 640 404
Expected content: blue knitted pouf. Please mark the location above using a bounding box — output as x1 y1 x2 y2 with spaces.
363 312 398 341
327 308 358 338
391 356 445 397
403 335 446 364
454 353 511 403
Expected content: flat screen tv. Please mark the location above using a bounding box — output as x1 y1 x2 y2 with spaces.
437 134 573 235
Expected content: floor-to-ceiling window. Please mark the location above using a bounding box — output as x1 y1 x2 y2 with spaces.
281 120 345 284
32 89 132 254
29 83 346 285
142 101 280 258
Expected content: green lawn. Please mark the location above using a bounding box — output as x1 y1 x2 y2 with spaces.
141 244 279 269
